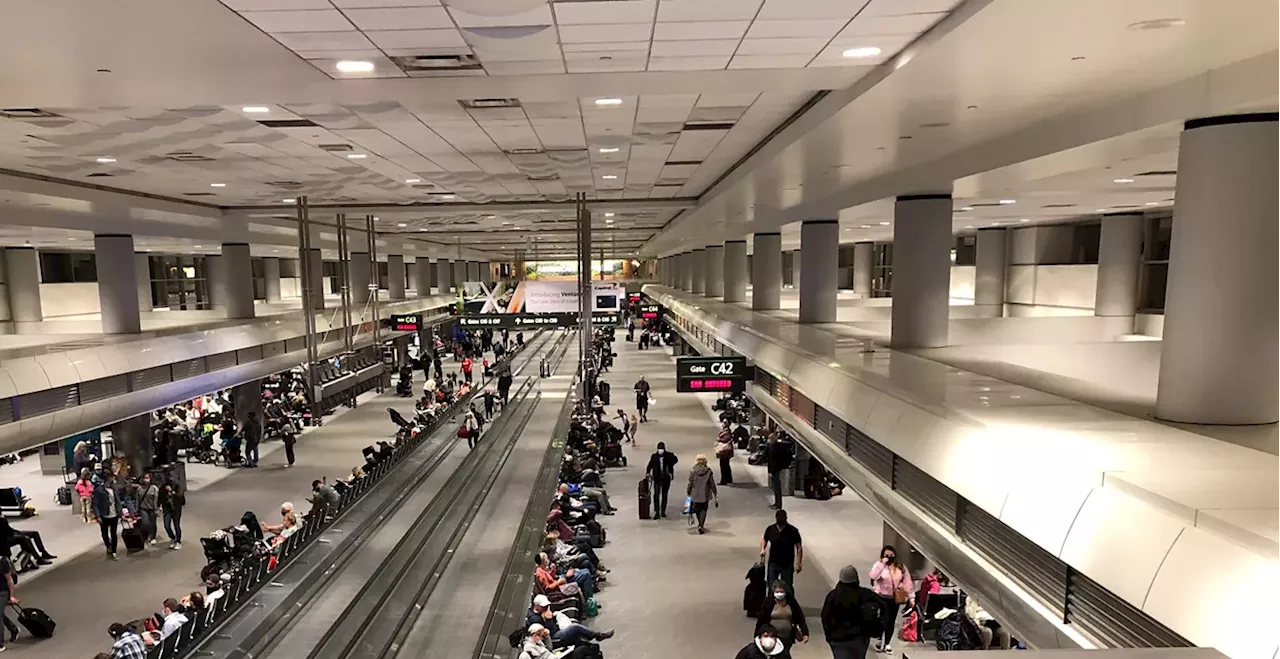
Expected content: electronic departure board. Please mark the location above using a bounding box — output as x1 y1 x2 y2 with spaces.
676 356 748 393
388 314 422 332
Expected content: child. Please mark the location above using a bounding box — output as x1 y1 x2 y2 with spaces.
75 469 96 523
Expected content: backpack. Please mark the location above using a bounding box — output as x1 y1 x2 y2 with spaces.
859 588 884 633
507 628 524 648
583 596 599 617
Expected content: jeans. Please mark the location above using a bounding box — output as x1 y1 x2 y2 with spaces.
0 590 14 644
553 622 600 646
767 563 794 590
567 569 594 597
246 441 260 466
139 509 157 542
284 439 296 466
99 516 119 554
581 486 610 511
830 638 869 659
652 479 670 517
877 595 899 646
770 471 783 508
719 455 733 484
164 509 183 543
568 539 600 566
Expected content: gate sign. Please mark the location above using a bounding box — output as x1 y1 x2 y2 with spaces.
638 303 663 320
389 314 422 332
676 356 747 393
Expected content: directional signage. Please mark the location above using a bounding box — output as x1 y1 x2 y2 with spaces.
457 312 620 329
676 356 748 393
388 314 422 332
638 303 663 320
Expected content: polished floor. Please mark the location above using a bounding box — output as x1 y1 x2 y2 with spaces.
591 338 894 659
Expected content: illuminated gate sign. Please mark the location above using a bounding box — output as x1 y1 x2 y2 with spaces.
388 314 422 332
676 356 748 393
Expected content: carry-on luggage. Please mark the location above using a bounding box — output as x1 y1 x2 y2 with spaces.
743 563 766 615
598 381 611 405
123 525 146 553
11 604 55 637
637 478 651 520
55 486 72 506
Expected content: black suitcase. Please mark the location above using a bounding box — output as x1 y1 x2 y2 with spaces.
55 486 72 506
12 605 55 637
598 382 610 405
638 477 651 520
123 527 146 553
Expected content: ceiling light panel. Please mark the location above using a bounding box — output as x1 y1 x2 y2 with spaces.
343 6 453 30
657 0 763 22
757 0 871 20
652 20 750 41
238 9 355 32
746 18 847 39
553 0 656 25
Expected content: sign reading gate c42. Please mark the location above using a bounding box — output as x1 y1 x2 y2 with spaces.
676 356 747 393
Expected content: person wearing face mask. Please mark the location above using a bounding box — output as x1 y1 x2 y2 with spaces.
869 545 914 654
735 624 786 658
755 581 809 658
520 623 598 659
644 441 678 519
759 509 803 589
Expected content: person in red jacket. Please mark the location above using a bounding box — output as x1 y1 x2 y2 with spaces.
461 357 473 383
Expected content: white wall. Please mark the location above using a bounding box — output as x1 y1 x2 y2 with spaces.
1135 313 1164 338
950 265 975 301
1006 264 1096 316
40 282 101 318
280 277 302 300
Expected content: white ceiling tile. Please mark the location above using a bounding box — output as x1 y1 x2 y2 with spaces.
274 31 374 50
554 0 656 25
652 20 748 41
757 0 870 20
365 29 467 49
647 55 731 71
729 53 815 68
482 60 567 75
565 53 649 73
649 39 739 57
343 7 454 30
558 23 653 44
382 46 472 56
862 0 958 16
221 0 330 9
657 0 763 22
746 18 846 39
240 9 355 32
293 48 384 59
448 4 552 27
695 92 760 107
735 37 827 55
561 41 651 53
840 11 945 36
331 0 440 6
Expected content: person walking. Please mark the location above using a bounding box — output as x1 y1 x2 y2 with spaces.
627 413 639 445
735 625 786 659
281 426 297 468
633 376 650 422
644 442 678 518
685 454 718 534
0 552 19 648
91 473 122 560
463 409 481 450
461 356 474 383
759 509 803 589
823 565 880 659
868 545 914 655
75 469 95 524
715 424 734 485
766 433 792 510
756 580 809 658
138 474 160 546
243 411 262 468
160 482 185 550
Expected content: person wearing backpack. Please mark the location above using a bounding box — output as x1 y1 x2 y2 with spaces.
822 565 881 659
868 546 914 654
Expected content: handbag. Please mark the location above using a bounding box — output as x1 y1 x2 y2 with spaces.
892 567 909 604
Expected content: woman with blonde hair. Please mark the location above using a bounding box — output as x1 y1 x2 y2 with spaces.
686 453 718 534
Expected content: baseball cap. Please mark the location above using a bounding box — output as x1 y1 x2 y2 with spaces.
533 595 551 607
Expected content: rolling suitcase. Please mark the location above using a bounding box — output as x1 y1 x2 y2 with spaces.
638 477 651 520
55 486 72 506
11 604 55 637
122 521 146 554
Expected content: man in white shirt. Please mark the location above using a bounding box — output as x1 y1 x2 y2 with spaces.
160 598 188 639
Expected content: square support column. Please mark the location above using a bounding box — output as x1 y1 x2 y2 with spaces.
891 193 953 348
798 220 838 323
94 234 142 334
705 245 725 297
387 254 406 300
723 240 747 303
751 233 782 310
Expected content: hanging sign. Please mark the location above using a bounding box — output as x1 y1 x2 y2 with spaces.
676 356 748 393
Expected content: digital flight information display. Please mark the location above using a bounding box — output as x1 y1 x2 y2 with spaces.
676 356 748 393
388 314 422 332
683 379 736 391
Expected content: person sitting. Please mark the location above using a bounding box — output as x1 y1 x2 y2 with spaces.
108 622 147 659
310 480 341 520
541 532 603 574
261 502 298 536
535 551 595 599
526 595 614 646
0 517 54 565
180 591 206 617
556 483 609 516
546 526 604 570
159 598 188 639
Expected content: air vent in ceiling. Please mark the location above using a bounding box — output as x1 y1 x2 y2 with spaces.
166 151 214 162
1135 170 1177 177
393 54 482 73
652 183 683 188
462 98 522 109
505 147 544 155
331 195 357 202
682 121 736 131
258 118 319 128
86 172 113 178
664 160 703 166
265 180 303 189
527 174 561 181
184 192 216 197
319 144 353 153
1110 204 1141 209
968 202 1006 208
0 108 62 119
1041 203 1077 208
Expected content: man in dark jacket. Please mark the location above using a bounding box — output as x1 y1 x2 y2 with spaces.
91 473 122 559
766 434 793 510
643 442 678 518
243 411 262 467
822 565 880 659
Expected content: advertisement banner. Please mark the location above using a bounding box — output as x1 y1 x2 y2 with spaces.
516 281 622 314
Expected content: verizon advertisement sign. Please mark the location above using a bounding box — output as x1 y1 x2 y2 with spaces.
523 282 623 313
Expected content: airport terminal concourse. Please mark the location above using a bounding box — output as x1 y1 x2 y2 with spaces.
0 2 1272 659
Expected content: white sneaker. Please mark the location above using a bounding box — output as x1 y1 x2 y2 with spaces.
174 542 182 550
885 645 894 655
875 642 884 653
148 539 156 545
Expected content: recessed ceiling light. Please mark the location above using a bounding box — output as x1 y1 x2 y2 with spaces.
282 198 295 203
1145 201 1160 206
1128 18 1185 31
594 98 623 106
67 238 76 241
210 183 226 188
398 223 407 227
842 46 882 58
441 194 456 200
194 245 203 249
998 199 1015 205
878 221 889 226
346 154 367 159
604 212 615 217
1113 178 1134 183
598 147 620 153
1019 218 1030 222
272 249 279 253
601 175 617 180
242 106 270 114
960 206 974 211
860 224 871 229
965 225 974 229
405 178 421 183
1096 208 1108 213
95 157 116 163
336 60 375 73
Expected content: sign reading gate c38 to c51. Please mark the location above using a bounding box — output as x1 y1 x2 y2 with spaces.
676 356 748 393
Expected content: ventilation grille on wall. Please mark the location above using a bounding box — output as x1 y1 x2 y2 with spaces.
1041 203 1077 208
266 181 304 189
527 173 560 181
258 118 319 128
665 160 703 166
184 192 216 196
319 143 353 153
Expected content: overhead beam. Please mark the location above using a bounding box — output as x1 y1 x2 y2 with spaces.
229 197 697 217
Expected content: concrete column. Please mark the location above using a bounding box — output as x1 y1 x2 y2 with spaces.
415 258 432 296
222 243 255 319
452 260 466 289
3 248 40 322
262 257 281 302
306 248 324 310
437 258 452 292
704 245 725 297
690 249 706 294
387 254 406 300
111 414 152 476
723 240 748 303
349 251 371 304
752 232 782 311
205 255 223 308
891 193 952 349
798 220 838 323
852 242 873 298
1094 213 1143 317
974 228 1008 314
789 250 801 289
1157 113 1278 425
136 254 154 313
232 379 264 429
94 234 142 334
678 253 692 292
